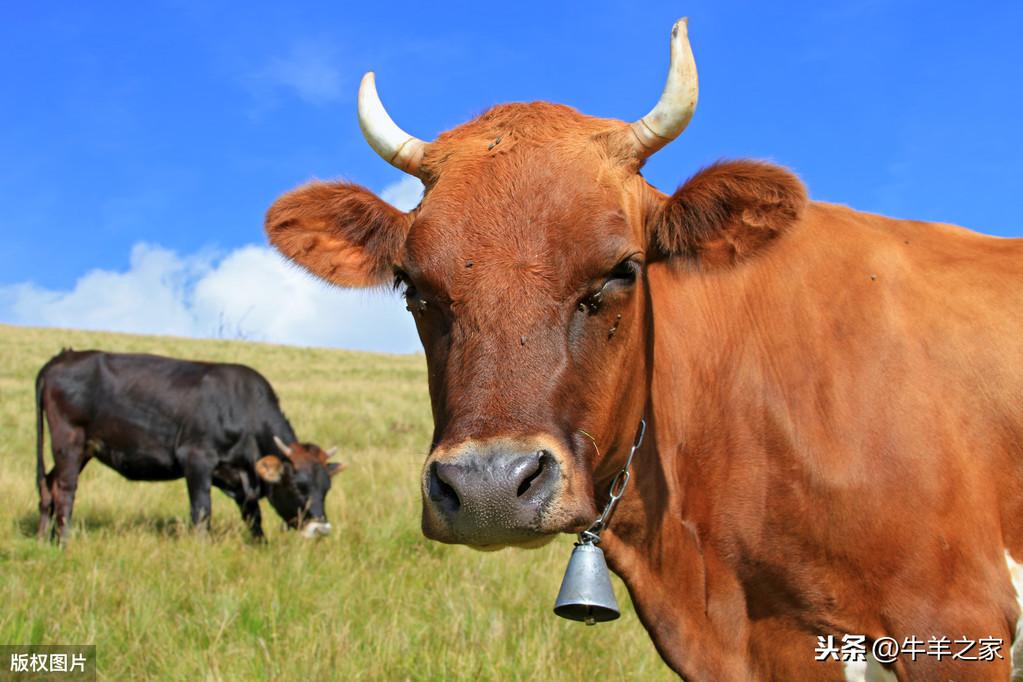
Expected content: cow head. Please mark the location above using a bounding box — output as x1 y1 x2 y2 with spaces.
255 435 345 537
266 20 805 548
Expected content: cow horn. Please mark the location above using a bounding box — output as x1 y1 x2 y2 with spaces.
357 72 428 177
325 446 338 459
273 435 293 458
627 18 699 158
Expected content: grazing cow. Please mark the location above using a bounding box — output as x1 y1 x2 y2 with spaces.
265 18 1023 681
36 349 343 542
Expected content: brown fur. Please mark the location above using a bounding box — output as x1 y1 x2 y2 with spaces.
266 99 1023 680
655 160 808 266
265 181 411 287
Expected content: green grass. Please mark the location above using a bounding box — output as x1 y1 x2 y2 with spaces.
0 324 673 680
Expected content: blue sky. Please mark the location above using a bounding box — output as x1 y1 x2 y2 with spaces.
1 2 1020 352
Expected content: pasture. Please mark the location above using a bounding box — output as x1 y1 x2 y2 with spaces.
0 324 672 680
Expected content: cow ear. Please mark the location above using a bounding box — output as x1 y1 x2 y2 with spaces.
265 181 413 287
255 456 286 483
327 461 346 477
652 160 807 267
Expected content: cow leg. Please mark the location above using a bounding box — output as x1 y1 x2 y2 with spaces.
884 593 1015 681
50 429 87 545
37 468 55 540
237 467 265 540
217 478 264 539
180 448 214 532
212 458 265 540
237 498 265 540
229 468 265 540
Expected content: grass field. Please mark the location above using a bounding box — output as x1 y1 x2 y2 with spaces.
0 324 673 680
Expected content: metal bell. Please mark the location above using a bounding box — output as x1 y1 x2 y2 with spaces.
553 541 620 624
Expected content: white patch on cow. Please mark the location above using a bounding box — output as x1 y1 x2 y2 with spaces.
301 521 332 539
842 658 865 681
1006 551 1023 680
864 653 897 681
843 653 897 682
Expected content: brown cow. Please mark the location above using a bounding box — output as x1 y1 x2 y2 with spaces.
265 19 1023 681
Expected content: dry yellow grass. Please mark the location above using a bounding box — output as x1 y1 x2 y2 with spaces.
0 324 673 680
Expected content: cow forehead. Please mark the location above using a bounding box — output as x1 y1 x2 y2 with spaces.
421 101 636 173
288 444 327 469
405 105 650 296
406 200 639 308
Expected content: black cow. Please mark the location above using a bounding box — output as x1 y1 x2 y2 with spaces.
35 349 343 542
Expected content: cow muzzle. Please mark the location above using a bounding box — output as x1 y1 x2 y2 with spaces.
421 438 592 548
300 519 332 538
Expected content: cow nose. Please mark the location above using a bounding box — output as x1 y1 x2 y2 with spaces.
425 449 560 544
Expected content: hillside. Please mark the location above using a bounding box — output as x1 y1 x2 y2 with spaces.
0 324 672 680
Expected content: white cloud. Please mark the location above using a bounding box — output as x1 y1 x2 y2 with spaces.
1 245 207 338
253 42 345 105
380 176 423 211
0 180 425 354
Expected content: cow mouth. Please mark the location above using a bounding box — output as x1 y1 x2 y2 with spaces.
467 535 559 552
421 500 595 549
291 516 332 538
301 521 332 538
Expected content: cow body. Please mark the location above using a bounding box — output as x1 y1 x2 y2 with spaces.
265 20 1022 680
36 350 340 542
599 202 1023 679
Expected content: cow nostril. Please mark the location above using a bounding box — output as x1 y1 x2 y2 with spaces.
429 461 461 513
516 451 549 498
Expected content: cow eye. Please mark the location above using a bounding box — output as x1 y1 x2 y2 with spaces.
608 258 640 283
577 258 640 314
